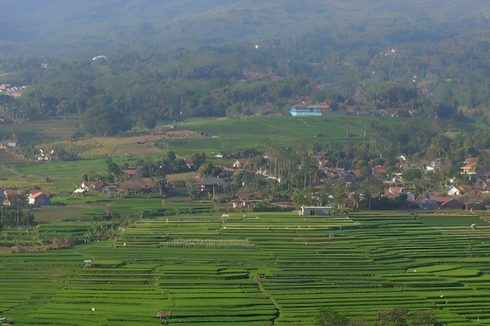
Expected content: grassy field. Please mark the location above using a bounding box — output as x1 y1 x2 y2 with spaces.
2 211 490 325
76 116 365 158
0 159 108 191
2 117 486 325
177 116 369 151
2 116 405 159
0 119 78 143
0 115 394 192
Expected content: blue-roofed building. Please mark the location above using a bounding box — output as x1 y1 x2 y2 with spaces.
290 105 324 117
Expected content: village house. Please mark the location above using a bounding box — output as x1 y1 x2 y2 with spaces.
388 187 403 196
418 199 439 210
447 186 460 197
440 198 464 210
473 179 488 191
232 191 263 208
233 159 251 169
121 168 139 178
383 187 406 200
0 188 19 206
460 158 478 175
465 199 486 210
73 180 108 194
3 139 17 147
195 177 227 197
339 170 356 182
372 165 388 179
28 191 51 207
82 180 107 192
455 192 473 205
0 189 8 206
118 178 161 194
460 163 477 175
431 196 451 206
107 186 119 198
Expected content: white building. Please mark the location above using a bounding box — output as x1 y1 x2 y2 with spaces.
300 206 333 216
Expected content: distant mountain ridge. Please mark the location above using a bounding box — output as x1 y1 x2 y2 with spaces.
1 0 490 55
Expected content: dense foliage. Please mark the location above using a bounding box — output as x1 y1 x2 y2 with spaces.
2 2 490 135
0 208 34 229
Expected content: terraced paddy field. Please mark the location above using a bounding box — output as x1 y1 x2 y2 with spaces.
1 212 490 325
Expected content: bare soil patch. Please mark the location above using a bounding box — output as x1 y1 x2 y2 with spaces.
0 148 25 163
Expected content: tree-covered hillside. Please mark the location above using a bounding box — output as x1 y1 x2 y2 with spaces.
1 0 490 54
2 1 490 135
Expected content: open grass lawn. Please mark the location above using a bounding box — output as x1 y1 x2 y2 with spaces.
2 211 490 325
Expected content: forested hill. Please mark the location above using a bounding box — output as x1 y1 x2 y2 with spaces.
2 1 490 136
1 0 490 53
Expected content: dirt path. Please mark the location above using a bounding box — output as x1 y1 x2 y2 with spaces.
253 276 280 325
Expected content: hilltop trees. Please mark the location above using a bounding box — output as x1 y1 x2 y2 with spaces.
81 105 129 136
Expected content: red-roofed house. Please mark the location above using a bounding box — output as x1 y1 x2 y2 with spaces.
29 189 51 198
118 178 161 194
431 196 450 205
388 187 403 196
122 169 138 177
0 188 19 206
440 198 464 210
28 191 51 206
372 165 388 179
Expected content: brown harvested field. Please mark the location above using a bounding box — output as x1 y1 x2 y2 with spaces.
0 148 25 163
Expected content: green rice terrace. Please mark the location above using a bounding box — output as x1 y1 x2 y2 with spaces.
2 211 490 325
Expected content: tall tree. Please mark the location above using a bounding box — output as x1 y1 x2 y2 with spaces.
316 308 348 326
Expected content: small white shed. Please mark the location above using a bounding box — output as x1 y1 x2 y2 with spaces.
300 206 333 216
